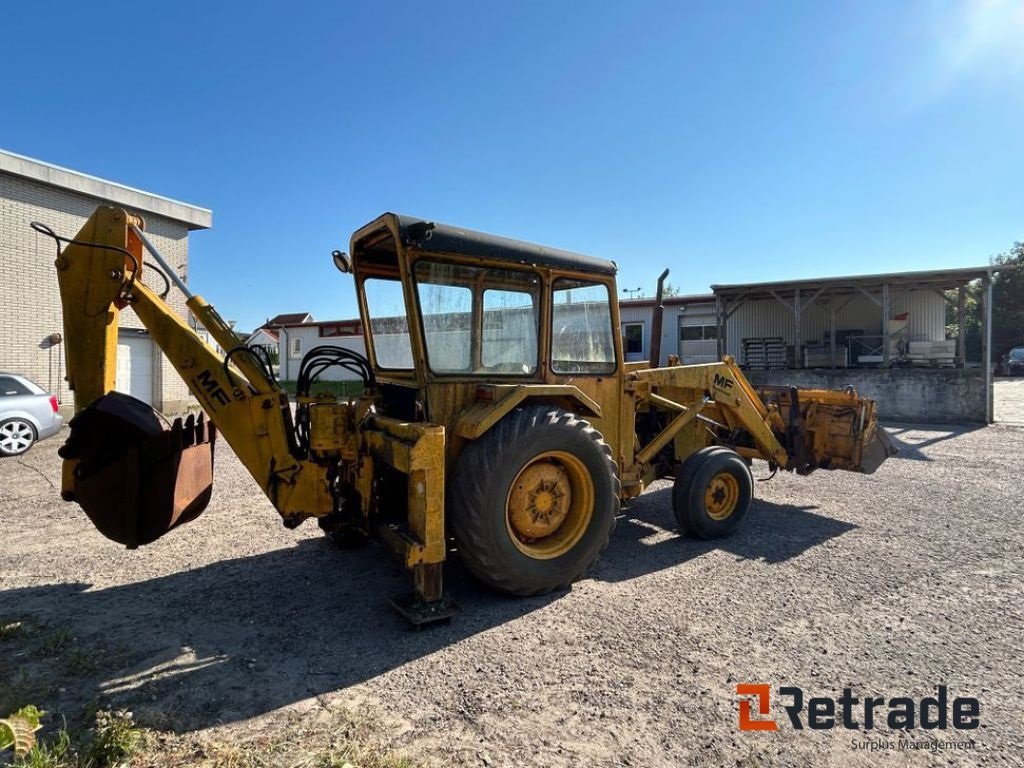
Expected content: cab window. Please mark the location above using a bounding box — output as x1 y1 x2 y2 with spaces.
551 279 616 374
363 277 414 370
414 261 539 375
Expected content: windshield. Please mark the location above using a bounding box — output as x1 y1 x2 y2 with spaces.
1010 348 1024 360
414 261 540 375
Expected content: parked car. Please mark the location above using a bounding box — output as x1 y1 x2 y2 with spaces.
1002 346 1024 377
0 372 64 456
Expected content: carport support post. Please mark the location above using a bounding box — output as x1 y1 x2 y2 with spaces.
829 299 837 368
716 296 726 359
882 282 891 367
794 287 802 368
982 274 993 423
957 285 967 367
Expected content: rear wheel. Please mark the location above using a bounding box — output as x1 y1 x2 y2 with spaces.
673 447 752 539
450 406 619 595
0 418 36 457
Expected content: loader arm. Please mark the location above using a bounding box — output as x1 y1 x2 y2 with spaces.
48 207 333 546
631 356 895 476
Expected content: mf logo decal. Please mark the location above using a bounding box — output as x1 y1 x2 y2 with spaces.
195 369 230 408
737 684 778 731
713 373 735 392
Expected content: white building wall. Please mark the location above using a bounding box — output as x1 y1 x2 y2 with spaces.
1 171 201 413
620 301 718 365
277 326 368 381
619 305 653 362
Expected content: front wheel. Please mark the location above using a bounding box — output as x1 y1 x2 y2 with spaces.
673 447 753 539
0 418 36 457
450 406 619 596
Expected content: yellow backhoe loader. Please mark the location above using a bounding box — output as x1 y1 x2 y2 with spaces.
37 207 895 624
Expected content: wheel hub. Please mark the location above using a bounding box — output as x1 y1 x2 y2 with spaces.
508 462 571 540
704 471 739 520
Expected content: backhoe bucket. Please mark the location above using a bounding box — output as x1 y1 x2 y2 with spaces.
58 392 216 548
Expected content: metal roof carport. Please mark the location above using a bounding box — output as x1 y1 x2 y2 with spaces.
712 266 1000 423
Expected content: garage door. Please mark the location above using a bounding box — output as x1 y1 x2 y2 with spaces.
115 334 154 405
679 318 718 365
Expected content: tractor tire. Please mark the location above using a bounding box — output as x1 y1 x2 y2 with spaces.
673 447 752 539
671 446 731 535
450 405 619 596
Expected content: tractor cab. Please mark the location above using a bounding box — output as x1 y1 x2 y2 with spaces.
347 213 624 431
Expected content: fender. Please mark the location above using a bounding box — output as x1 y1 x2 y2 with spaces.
453 384 602 441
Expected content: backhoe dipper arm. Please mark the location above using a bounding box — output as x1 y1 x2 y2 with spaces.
48 207 332 544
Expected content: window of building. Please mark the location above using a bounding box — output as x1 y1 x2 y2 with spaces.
290 337 303 358
680 324 718 341
319 321 362 337
622 322 645 357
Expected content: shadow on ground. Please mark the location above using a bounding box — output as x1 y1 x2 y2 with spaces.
882 424 982 462
0 490 854 732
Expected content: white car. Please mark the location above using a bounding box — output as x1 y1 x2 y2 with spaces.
0 372 64 456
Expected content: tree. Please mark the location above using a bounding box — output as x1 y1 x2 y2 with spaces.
661 282 682 298
945 241 1024 362
945 282 982 361
991 241 1024 356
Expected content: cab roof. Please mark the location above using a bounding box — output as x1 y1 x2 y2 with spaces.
388 214 617 276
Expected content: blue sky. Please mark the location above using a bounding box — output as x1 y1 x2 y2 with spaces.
3 1 1022 331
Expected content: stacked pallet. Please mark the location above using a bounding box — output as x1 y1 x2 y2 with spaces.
743 337 786 370
804 344 848 368
907 340 956 366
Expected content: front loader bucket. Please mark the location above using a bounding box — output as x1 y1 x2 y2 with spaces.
58 392 216 548
858 423 898 475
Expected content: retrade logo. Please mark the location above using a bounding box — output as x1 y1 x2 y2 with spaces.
737 684 778 731
736 684 980 732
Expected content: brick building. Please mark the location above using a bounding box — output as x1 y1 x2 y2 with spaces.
0 149 211 414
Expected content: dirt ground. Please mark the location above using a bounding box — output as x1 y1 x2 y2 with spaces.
2 421 1022 767
994 378 1024 424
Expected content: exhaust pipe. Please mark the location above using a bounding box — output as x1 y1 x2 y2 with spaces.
648 269 670 369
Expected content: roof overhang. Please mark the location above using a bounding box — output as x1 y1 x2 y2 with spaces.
0 148 212 230
712 265 1002 300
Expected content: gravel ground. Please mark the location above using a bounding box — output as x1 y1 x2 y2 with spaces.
995 378 1024 424
2 421 1022 767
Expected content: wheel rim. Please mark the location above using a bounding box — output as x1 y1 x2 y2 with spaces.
506 450 594 560
0 420 34 454
703 471 739 520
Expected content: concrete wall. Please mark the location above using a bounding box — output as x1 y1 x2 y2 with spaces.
744 367 988 424
1 171 198 414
